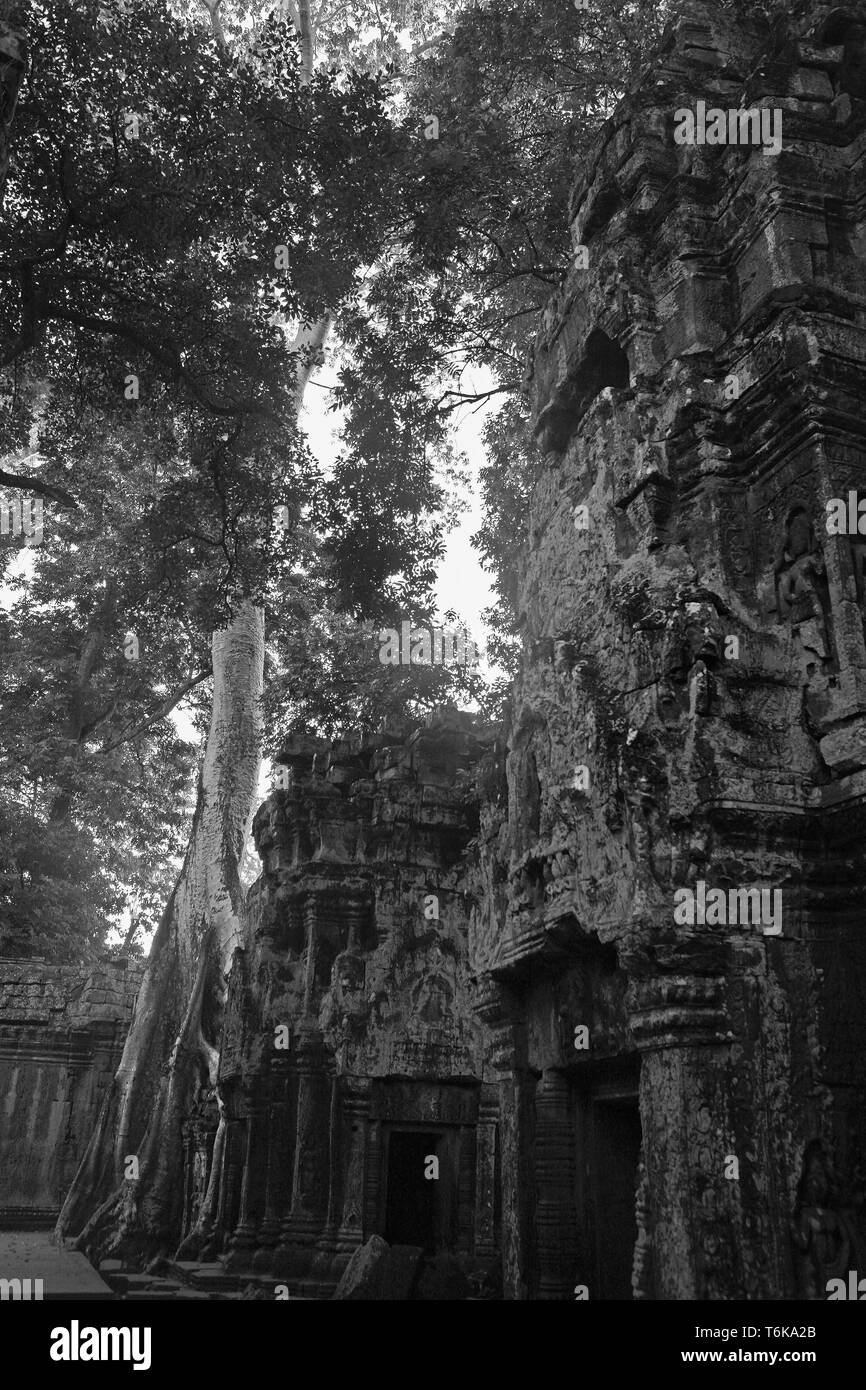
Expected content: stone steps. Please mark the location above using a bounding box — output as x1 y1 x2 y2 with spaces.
95 1257 325 1301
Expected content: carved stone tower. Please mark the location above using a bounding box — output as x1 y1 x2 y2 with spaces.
472 0 866 1299
179 711 500 1297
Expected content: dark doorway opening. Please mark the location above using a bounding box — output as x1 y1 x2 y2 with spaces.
384 1130 441 1251
590 1096 642 1299
574 1060 642 1300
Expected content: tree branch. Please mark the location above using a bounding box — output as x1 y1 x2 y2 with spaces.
200 0 227 56
0 461 78 507
40 302 282 423
410 32 449 58
101 669 211 754
120 914 141 953
436 385 517 412
292 315 330 409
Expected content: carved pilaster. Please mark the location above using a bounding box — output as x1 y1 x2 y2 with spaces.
273 1024 330 1281
474 976 531 1296
364 1119 384 1236
474 1087 499 1260
217 1116 245 1247
224 1094 268 1271
630 971 788 1300
302 896 318 1015
252 1063 291 1274
335 1081 370 1255
306 1073 347 1295
534 1068 579 1299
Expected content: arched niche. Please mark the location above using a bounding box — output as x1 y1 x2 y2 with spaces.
536 328 631 454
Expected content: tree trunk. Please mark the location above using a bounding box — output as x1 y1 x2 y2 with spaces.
56 600 264 1264
49 579 117 824
56 0 328 1269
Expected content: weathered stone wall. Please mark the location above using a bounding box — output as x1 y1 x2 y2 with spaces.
178 709 502 1296
469 0 866 1299
0 958 141 1227
7 0 864 1302
177 1 866 1300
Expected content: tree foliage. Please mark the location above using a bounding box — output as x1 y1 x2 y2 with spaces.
324 0 667 720
0 0 463 956
0 0 675 956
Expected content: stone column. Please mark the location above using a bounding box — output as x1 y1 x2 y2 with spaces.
217 1115 245 1246
629 963 790 1300
302 896 318 1015
534 1068 579 1299
335 1081 371 1257
272 1022 329 1281
224 1086 269 1272
474 1086 499 1259
474 978 530 1298
307 1073 345 1294
252 1061 291 1275
364 1116 384 1236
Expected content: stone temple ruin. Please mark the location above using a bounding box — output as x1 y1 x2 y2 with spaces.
178 716 501 1299
0 959 140 1231
4 0 866 1299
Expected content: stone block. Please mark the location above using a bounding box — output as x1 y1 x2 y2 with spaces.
795 42 843 70
790 67 834 100
331 1234 389 1299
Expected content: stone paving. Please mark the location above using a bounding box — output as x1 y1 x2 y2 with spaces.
0 1231 112 1299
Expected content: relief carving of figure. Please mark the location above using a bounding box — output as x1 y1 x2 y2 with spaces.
790 1141 864 1299
774 507 826 624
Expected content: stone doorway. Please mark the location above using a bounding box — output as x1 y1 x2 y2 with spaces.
371 1081 495 1258
383 1128 450 1252
574 1062 642 1299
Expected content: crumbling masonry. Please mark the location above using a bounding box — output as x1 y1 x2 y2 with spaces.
4 0 866 1300
171 0 866 1299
